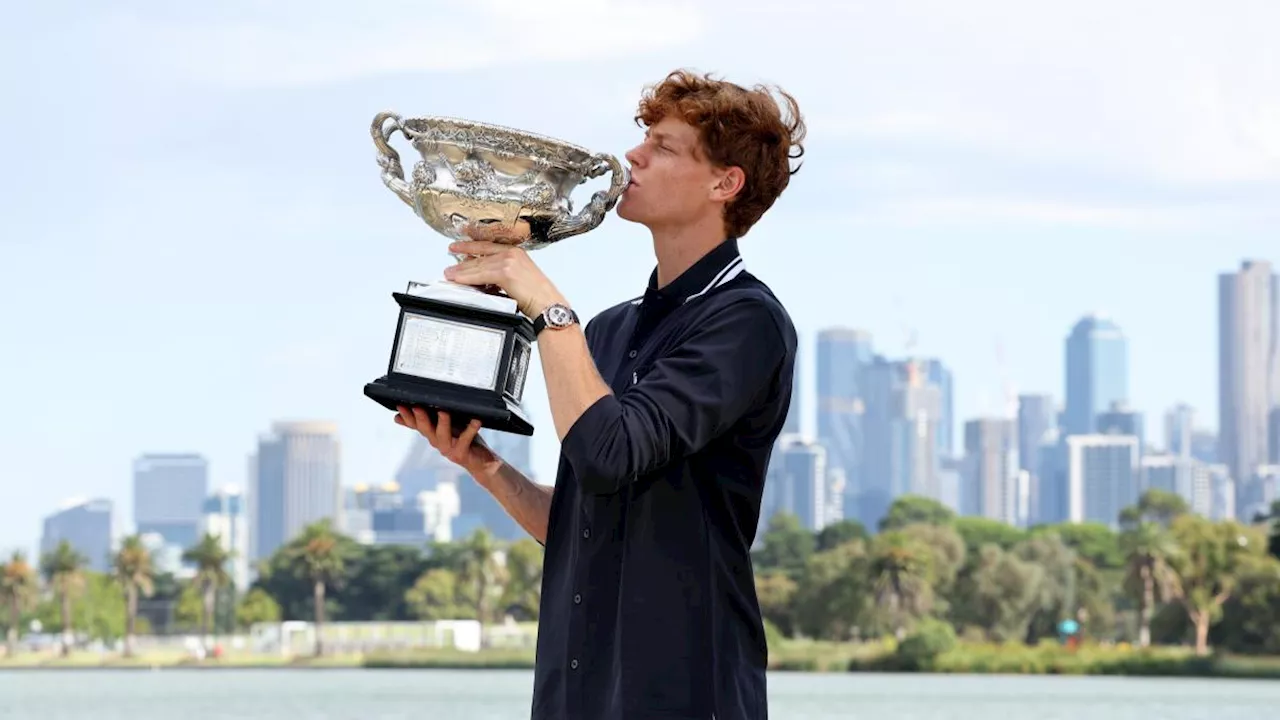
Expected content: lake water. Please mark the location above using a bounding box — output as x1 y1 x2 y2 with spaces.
0 669 1276 719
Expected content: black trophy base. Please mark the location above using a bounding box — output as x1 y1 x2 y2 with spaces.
364 375 533 436
365 287 537 437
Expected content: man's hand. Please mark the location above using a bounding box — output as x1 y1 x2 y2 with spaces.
394 406 503 481
444 234 566 318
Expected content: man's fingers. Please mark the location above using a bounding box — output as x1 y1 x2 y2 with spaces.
396 406 415 429
435 410 454 449
443 262 499 286
411 407 438 444
456 419 482 449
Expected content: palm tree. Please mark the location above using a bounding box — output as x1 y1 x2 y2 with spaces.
285 521 347 657
1 551 39 658
868 531 933 638
182 534 231 655
1120 521 1179 648
112 536 155 658
39 541 87 657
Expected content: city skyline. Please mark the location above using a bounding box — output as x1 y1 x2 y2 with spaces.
17 263 1280 564
4 2 1279 555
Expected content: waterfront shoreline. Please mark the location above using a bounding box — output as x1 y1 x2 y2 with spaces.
4 643 1280 680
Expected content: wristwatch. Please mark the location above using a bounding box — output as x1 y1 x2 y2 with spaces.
533 303 579 335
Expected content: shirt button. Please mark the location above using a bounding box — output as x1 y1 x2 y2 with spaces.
574 593 582 604
582 527 591 539
571 658 579 670
628 349 638 358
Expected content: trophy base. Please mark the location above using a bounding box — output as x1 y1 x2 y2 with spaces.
364 375 534 436
365 287 536 437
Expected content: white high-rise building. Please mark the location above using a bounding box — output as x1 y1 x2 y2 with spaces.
250 421 341 562
1065 435 1140 528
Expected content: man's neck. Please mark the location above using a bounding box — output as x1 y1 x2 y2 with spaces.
651 216 728 289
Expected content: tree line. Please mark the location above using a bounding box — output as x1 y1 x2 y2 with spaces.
0 520 544 658
752 491 1280 656
3 490 1278 659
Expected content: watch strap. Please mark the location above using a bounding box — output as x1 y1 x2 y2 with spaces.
533 304 578 335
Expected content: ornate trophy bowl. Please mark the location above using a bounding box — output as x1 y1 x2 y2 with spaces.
373 112 628 251
364 111 628 437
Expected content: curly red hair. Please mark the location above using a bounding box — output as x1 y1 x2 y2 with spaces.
635 69 806 239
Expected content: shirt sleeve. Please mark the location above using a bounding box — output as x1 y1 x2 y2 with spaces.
560 298 789 495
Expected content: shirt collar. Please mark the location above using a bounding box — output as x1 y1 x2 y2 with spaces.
631 238 746 307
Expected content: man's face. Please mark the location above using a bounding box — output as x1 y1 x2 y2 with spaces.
616 116 724 231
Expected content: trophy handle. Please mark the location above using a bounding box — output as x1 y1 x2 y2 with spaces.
372 112 415 208
545 153 629 243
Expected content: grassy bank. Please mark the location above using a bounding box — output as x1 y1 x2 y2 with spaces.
846 640 1280 679
3 642 1280 679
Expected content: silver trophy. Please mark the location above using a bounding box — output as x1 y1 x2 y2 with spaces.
363 111 628 436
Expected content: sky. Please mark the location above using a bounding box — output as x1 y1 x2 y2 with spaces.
1 0 1278 556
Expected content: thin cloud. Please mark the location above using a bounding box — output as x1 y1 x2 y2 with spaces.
93 0 704 89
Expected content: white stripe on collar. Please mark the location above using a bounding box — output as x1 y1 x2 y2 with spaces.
629 254 746 306
684 255 744 303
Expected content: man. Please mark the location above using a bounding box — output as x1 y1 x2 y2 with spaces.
395 69 805 719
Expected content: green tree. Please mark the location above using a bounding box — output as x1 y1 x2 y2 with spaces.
1166 516 1268 655
500 539 544 621
1 551 39 657
335 544 427 621
1120 521 1179 648
868 531 934 637
40 541 87 656
406 568 477 620
953 517 1026 559
814 520 869 551
1014 532 1078 643
282 521 348 656
1032 522 1123 569
1119 489 1189 529
899 523 966 610
754 570 799 638
959 544 1044 642
879 495 955 531
112 535 155 658
791 539 868 641
460 529 506 626
182 533 232 654
1212 555 1280 654
235 588 282 630
751 513 815 580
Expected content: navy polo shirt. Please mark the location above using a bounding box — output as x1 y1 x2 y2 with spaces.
530 238 798 720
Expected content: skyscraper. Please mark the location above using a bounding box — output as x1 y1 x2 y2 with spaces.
1065 435 1140 528
1017 394 1057 516
1164 404 1196 458
1064 314 1129 436
133 453 208 560
250 421 341 562
963 418 1019 524
41 498 114 573
1097 401 1145 457
861 358 945 527
1219 260 1279 490
815 328 874 520
763 435 828 533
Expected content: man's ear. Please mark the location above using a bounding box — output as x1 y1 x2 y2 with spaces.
710 166 745 203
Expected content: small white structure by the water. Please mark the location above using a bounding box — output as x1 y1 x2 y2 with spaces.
249 620 483 657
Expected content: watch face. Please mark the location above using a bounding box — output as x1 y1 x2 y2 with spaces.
547 305 573 326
